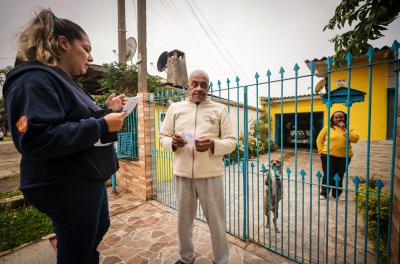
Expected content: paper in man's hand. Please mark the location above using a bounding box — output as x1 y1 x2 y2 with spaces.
181 132 197 146
122 96 141 115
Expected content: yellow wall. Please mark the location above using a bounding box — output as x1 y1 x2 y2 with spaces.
154 104 173 182
262 62 389 141
329 62 388 140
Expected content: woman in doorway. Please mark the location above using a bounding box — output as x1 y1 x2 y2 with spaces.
316 111 359 200
3 9 126 263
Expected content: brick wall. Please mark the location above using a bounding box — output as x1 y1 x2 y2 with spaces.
116 92 154 200
349 140 393 189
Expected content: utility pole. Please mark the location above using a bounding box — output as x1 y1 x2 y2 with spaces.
117 0 126 64
137 0 147 92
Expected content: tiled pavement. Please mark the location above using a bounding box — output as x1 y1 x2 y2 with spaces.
100 188 294 264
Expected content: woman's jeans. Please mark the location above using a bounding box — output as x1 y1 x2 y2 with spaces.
25 182 110 264
320 154 351 198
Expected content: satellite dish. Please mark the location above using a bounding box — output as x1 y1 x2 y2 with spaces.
126 37 137 61
315 78 327 94
157 51 168 72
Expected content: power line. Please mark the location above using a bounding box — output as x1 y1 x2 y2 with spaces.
148 0 226 78
184 1 255 98
189 0 247 78
147 0 253 99
184 0 239 75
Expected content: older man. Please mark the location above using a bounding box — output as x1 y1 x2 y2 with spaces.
159 70 236 264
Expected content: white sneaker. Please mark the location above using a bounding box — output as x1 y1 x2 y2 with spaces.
339 196 346 201
320 195 326 200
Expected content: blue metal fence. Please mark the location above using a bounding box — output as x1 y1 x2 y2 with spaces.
150 41 399 263
115 109 139 160
112 109 139 192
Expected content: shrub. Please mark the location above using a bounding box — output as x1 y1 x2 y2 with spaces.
356 182 390 261
0 189 22 200
227 134 278 162
96 62 163 102
0 206 53 252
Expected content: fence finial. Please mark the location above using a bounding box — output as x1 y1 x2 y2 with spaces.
326 56 333 68
376 179 384 192
309 62 315 74
293 63 300 73
391 40 399 56
279 67 285 77
300 169 306 180
353 176 361 187
316 171 323 181
286 167 291 178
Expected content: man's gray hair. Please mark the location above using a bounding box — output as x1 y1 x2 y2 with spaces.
189 69 209 84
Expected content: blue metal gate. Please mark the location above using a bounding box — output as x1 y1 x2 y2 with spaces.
150 41 399 263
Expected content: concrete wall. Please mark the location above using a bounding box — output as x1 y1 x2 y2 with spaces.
349 140 393 190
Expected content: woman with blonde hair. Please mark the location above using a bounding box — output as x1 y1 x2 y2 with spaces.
3 9 126 263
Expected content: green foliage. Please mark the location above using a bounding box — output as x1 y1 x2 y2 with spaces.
250 112 278 155
0 189 22 200
0 66 12 87
98 62 138 97
148 75 165 94
0 206 53 251
97 62 163 103
324 0 400 66
227 112 277 161
228 140 244 162
0 66 12 135
0 97 7 135
356 182 390 260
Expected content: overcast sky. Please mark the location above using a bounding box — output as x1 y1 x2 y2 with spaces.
1 0 399 102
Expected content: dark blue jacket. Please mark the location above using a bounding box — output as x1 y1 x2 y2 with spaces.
3 61 119 197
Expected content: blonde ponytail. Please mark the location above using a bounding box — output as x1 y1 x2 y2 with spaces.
17 8 86 66
18 9 60 65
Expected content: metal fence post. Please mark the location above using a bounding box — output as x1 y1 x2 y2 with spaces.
243 85 249 240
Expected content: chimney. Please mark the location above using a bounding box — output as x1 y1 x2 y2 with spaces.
166 49 188 88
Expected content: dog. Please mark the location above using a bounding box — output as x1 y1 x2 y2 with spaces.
264 159 282 233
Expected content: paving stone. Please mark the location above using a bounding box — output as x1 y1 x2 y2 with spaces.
103 234 121 246
149 242 169 252
151 231 166 238
194 256 213 264
119 247 142 262
126 255 148 264
102 256 122 264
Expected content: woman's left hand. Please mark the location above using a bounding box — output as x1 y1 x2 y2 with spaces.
338 121 346 131
105 93 126 111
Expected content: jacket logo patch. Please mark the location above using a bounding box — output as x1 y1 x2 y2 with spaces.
203 115 216 125
16 115 28 133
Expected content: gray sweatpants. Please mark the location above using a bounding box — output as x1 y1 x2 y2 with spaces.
175 175 229 264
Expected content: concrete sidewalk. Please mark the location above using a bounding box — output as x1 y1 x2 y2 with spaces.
0 140 20 192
